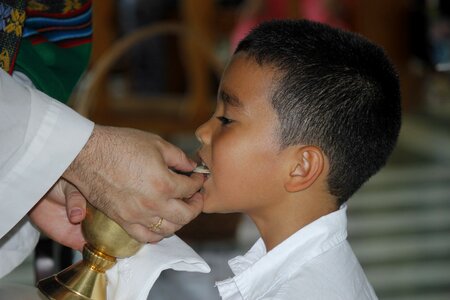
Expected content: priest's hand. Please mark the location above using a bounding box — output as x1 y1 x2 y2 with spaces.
62 125 204 243
28 179 86 251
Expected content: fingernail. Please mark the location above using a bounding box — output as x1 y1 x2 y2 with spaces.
70 208 83 219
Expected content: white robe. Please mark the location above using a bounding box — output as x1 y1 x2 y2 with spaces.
0 69 94 278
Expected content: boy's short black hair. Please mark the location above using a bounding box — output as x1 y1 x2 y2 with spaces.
235 20 401 205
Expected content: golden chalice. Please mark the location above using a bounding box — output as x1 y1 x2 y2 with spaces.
37 202 143 300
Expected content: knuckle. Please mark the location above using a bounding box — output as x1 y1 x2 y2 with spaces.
151 176 175 197
139 196 159 212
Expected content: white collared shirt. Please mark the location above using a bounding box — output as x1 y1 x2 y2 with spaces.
0 69 93 278
216 205 378 300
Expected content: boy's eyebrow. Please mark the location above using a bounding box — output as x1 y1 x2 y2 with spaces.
219 89 242 108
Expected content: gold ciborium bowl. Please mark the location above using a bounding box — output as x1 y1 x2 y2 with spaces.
37 202 143 300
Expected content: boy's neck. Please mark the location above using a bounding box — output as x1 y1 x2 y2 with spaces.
250 194 338 252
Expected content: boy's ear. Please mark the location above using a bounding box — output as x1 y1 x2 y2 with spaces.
284 146 324 193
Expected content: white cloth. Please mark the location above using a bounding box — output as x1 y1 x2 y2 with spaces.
107 235 210 300
216 205 378 300
0 69 94 278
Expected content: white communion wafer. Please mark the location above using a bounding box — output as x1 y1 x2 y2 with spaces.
192 165 210 174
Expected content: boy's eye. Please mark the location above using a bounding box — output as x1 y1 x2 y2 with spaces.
217 116 233 126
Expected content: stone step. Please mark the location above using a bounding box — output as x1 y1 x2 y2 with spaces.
350 232 450 264
362 165 450 188
348 207 450 237
349 184 450 211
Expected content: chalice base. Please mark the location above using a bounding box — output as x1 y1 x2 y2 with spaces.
37 202 142 300
37 260 107 300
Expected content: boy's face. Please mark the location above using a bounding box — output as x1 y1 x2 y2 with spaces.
196 54 287 215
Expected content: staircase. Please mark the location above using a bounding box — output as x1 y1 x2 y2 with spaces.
348 115 450 300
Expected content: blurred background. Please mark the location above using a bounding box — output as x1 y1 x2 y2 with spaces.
1 0 450 299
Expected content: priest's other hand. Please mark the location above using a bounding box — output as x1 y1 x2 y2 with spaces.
62 125 204 243
28 179 86 251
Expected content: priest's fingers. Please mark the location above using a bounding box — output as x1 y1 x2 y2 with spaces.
166 172 204 202
157 193 203 226
158 138 197 173
122 223 165 244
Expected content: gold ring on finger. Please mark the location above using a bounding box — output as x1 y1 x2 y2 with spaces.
148 217 163 232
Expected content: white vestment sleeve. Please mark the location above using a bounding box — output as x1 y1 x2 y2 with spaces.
0 217 40 279
0 69 94 278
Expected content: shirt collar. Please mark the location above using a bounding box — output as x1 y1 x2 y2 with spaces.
217 204 348 300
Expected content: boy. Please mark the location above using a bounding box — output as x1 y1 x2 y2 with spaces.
195 19 401 299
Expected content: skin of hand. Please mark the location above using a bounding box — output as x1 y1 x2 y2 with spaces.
28 179 87 251
62 125 205 243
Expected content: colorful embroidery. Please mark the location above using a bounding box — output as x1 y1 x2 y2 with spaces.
24 0 92 47
0 0 91 73
63 0 81 13
5 9 25 36
0 48 10 70
26 0 90 16
0 0 25 73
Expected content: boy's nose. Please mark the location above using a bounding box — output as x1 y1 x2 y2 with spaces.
195 120 212 145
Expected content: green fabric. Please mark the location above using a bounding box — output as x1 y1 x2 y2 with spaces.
14 38 91 103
